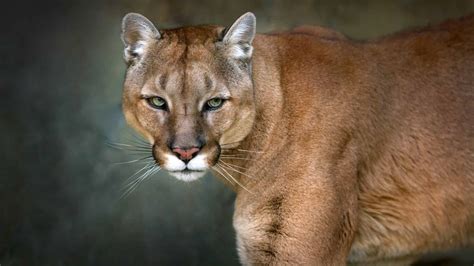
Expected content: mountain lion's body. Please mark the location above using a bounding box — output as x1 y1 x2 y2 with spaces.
120 13 473 265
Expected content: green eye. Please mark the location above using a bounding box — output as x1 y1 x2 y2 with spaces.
147 97 167 109
206 98 224 110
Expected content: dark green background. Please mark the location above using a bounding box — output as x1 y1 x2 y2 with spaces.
2 1 473 265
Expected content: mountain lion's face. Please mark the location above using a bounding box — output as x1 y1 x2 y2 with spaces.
121 13 256 181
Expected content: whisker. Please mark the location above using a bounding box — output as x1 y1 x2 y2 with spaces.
121 176 146 199
219 160 255 179
212 166 235 187
107 142 150 148
124 145 151 152
122 137 153 149
124 130 151 145
220 151 252 156
217 160 248 170
122 162 155 185
106 140 150 147
216 164 253 194
237 149 264 154
114 146 152 152
112 156 154 165
134 166 160 188
121 165 160 199
219 140 242 147
218 157 252 161
219 154 249 158
121 152 153 156
114 149 152 154
221 148 264 154
106 143 152 152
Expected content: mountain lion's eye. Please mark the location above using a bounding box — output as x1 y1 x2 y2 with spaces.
147 97 167 110
206 98 224 110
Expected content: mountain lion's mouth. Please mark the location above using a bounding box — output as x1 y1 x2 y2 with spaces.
170 168 205 173
168 168 207 182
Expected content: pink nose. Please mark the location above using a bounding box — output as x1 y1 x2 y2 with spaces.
172 147 200 161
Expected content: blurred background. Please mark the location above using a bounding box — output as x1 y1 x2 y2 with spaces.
2 0 474 265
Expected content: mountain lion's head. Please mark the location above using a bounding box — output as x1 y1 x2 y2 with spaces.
121 13 257 181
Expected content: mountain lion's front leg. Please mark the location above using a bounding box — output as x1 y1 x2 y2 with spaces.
233 167 358 265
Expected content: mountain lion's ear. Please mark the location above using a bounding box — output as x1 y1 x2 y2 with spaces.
121 13 160 63
222 12 256 60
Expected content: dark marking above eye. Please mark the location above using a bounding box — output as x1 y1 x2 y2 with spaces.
204 74 213 90
159 74 168 90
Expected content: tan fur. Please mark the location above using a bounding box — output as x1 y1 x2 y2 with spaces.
121 14 474 265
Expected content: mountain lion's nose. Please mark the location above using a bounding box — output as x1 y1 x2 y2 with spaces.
172 147 200 163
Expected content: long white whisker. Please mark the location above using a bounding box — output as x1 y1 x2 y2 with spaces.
219 160 255 179
125 130 151 145
121 152 154 156
218 157 252 161
124 136 152 147
219 140 242 147
135 166 160 188
110 148 152 153
123 162 154 185
216 164 253 194
219 155 249 159
121 165 160 199
106 142 151 150
218 160 248 170
221 148 264 154
108 142 150 148
112 156 154 165
237 149 264 154
212 166 235 187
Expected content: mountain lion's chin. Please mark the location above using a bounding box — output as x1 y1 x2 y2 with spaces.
168 170 207 182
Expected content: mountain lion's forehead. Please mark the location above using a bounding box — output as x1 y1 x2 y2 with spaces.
161 25 224 45
143 62 220 98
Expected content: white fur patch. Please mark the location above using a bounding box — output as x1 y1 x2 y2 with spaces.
163 154 186 172
132 42 145 55
186 154 209 171
164 153 207 182
228 44 253 59
169 171 206 182
233 213 260 264
124 40 147 62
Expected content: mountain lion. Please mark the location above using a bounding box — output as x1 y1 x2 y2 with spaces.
120 12 473 265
